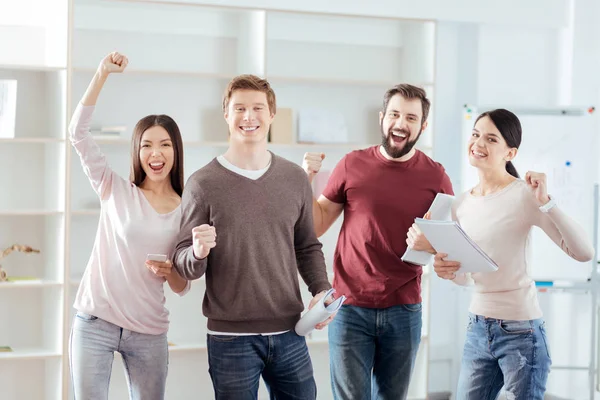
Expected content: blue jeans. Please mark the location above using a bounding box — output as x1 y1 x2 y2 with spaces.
69 312 168 400
456 313 552 400
207 331 317 400
328 304 422 400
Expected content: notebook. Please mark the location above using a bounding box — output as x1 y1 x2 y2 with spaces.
401 193 455 266
414 219 499 274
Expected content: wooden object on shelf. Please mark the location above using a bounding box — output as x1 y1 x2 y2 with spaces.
269 107 293 144
0 244 41 282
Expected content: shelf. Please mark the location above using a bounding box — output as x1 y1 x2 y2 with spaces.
0 210 63 216
0 348 61 361
0 64 66 72
90 138 379 149
168 343 208 353
268 75 435 88
91 139 230 146
69 71 434 89
0 1 438 399
0 138 65 144
72 67 233 80
307 333 429 346
536 283 593 294
0 280 62 289
270 142 376 149
70 276 206 286
71 209 101 216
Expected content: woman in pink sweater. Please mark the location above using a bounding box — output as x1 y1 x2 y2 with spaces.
431 109 594 399
68 52 190 400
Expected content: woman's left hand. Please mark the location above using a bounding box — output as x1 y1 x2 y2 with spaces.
525 171 550 206
145 260 173 278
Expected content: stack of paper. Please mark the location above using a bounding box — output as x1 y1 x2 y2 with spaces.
401 193 455 266
414 219 498 274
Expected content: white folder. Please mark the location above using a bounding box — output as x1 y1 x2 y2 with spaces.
295 288 346 336
414 219 499 274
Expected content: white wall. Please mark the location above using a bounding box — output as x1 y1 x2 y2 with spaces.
157 0 569 27
476 24 559 108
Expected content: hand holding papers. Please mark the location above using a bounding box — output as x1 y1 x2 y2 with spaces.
402 193 455 266
414 219 498 274
295 288 346 336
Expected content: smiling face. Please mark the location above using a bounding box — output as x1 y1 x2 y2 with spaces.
379 94 427 159
468 115 517 172
138 125 175 183
224 89 274 145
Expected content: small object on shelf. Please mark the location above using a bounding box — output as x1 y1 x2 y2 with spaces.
0 79 17 139
297 109 348 144
5 276 41 283
0 244 41 282
168 341 176 347
0 346 13 352
90 125 127 140
269 108 293 144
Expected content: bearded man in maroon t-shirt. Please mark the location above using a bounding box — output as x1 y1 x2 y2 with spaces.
302 84 453 400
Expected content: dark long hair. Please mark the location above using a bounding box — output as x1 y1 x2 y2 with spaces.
474 109 521 178
129 115 184 197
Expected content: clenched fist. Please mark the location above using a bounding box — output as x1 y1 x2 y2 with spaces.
192 224 216 259
525 171 550 206
302 152 325 183
98 52 128 76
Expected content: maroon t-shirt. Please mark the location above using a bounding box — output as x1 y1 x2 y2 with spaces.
322 146 454 308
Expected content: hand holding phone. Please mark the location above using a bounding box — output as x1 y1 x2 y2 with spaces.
145 254 171 277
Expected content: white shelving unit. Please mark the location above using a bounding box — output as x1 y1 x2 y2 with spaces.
0 0 437 399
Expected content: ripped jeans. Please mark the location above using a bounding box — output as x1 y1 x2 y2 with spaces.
456 313 552 400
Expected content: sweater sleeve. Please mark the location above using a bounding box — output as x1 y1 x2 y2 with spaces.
68 103 116 200
531 195 595 262
172 179 209 280
295 176 333 296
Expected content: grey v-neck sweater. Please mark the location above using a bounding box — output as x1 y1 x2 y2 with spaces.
172 154 332 333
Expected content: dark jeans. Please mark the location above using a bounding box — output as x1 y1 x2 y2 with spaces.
207 331 317 400
328 304 423 400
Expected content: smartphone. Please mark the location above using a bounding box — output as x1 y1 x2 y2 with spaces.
147 254 168 262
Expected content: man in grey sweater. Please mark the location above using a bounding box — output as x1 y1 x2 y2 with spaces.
172 74 333 400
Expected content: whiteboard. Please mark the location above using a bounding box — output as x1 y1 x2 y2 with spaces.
460 106 598 281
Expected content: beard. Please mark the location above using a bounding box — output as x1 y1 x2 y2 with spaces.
380 125 423 159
